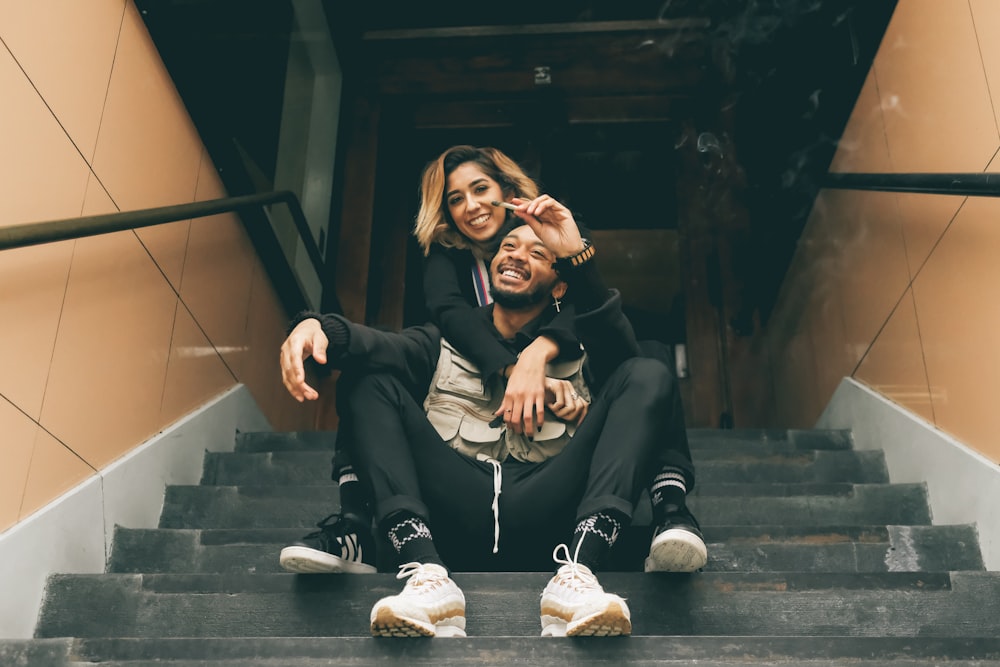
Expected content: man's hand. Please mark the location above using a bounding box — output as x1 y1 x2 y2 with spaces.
509 195 585 258
280 318 328 402
495 336 559 438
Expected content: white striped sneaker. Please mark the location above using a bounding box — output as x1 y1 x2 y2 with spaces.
279 513 377 574
539 544 631 637
370 563 467 637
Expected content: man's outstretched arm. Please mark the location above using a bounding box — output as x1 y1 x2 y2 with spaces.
279 312 441 401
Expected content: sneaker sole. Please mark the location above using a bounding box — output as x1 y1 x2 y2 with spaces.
279 545 377 574
541 601 632 637
644 528 708 573
370 607 466 638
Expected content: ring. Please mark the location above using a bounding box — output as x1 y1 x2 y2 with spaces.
505 409 512 413
570 392 578 399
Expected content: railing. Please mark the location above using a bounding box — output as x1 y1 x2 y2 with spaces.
0 190 329 316
825 172 1000 197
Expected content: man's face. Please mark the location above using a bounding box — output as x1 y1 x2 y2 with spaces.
489 225 563 310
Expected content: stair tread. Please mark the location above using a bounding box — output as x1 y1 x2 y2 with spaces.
64 636 1000 663
108 523 986 575
36 571 1000 638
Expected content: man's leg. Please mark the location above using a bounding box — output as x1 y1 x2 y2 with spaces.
528 358 677 636
343 373 501 638
279 370 376 574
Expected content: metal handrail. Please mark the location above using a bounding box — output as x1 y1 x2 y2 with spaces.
825 172 1000 198
0 190 325 278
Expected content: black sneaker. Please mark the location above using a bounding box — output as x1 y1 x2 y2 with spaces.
644 504 708 573
280 513 377 574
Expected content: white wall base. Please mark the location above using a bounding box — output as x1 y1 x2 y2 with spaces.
818 377 1000 571
0 384 270 639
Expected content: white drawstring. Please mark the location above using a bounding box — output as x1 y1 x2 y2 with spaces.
480 456 503 553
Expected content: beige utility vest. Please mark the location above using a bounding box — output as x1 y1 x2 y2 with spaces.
424 338 591 463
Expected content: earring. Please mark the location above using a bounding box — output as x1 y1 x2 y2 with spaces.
553 295 562 313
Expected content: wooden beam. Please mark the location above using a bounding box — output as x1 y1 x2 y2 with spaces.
334 95 380 323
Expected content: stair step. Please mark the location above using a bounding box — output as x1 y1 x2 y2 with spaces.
0 638 73 665
203 449 890 486
158 483 933 529
36 571 1000 639
232 428 854 454
53 636 1000 665
109 524 985 575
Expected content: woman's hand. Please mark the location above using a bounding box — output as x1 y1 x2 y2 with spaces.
509 195 585 258
494 336 559 437
544 377 589 425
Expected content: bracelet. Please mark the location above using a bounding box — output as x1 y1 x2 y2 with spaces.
552 239 595 274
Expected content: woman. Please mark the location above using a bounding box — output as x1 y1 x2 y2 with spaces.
414 145 583 435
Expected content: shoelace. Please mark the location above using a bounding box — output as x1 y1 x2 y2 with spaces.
395 562 447 591
477 454 503 554
551 540 601 593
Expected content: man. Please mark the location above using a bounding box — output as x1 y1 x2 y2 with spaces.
280 200 704 637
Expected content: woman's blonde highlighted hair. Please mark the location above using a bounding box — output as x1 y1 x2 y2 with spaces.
413 145 539 256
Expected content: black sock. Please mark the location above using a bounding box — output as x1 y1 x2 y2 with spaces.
381 511 445 567
336 466 370 526
568 510 628 572
650 466 688 523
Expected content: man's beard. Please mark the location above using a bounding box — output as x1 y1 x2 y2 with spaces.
490 278 557 311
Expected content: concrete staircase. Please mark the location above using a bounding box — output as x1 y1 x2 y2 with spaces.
7 428 1000 665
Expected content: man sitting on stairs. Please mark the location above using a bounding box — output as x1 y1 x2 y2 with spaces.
279 197 706 637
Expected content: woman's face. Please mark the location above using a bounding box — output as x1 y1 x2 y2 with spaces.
445 161 508 244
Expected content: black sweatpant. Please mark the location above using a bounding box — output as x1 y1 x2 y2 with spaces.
343 357 691 570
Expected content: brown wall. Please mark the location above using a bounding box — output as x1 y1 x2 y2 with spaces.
0 0 317 533
732 0 1000 464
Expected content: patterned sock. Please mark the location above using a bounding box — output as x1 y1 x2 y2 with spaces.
650 466 688 523
568 510 627 572
381 511 445 567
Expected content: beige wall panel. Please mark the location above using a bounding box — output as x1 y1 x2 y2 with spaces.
895 193 965 281
829 70 892 174
240 258 319 431
0 46 90 226
0 0 125 161
874 0 998 172
854 289 934 423
179 211 255 377
833 190 910 371
136 221 192 291
179 156 256 378
91 2 201 213
0 398 38 532
19 429 95 521
40 232 177 469
912 196 1000 462
970 0 1000 133
0 241 74 418
160 304 236 428
240 258 287 427
82 173 118 216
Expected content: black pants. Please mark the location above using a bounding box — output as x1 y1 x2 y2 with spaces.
343 357 691 570
330 343 694 485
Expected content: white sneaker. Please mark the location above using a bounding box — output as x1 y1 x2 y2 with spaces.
539 544 631 637
370 563 466 637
